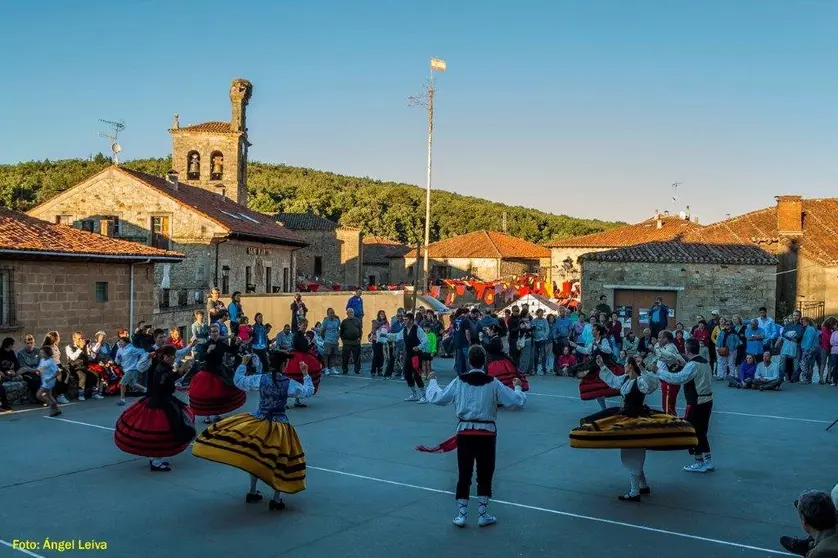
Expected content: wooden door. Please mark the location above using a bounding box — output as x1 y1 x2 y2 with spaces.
613 289 677 335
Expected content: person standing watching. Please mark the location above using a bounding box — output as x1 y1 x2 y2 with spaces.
339 308 363 375
346 290 365 336
649 297 670 339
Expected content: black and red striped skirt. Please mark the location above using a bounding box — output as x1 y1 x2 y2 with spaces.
188 370 247 416
579 363 623 401
114 398 196 458
487 358 529 391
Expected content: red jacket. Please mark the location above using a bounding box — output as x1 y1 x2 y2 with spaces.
821 326 832 351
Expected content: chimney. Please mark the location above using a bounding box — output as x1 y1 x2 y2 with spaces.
776 195 804 236
230 78 253 133
166 170 179 190
656 218 663 229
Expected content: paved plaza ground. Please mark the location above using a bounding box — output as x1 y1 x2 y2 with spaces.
1 357 835 557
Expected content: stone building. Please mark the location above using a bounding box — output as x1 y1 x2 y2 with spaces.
276 212 362 288
362 236 411 286
580 241 778 334
546 213 702 284
400 230 551 284
27 79 307 332
679 196 838 319
0 207 183 340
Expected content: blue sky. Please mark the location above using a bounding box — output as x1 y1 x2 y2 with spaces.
1 0 836 223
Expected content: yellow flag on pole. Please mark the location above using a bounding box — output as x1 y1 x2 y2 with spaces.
430 58 447 72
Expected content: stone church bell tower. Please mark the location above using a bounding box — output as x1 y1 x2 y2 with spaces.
169 78 253 206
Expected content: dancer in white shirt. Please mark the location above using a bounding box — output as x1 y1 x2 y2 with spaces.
424 345 526 528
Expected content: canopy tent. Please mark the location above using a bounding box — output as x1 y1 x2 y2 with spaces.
416 294 451 314
501 294 565 315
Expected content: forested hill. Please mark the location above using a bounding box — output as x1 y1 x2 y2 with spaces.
0 156 621 245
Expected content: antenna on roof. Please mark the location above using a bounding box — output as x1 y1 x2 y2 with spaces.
98 119 127 164
671 181 682 208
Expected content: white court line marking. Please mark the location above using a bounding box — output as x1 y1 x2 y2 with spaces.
1 403 78 416
328 374 829 424
39 416 793 556
0 539 47 558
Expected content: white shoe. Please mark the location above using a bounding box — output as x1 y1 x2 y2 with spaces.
92 393 104 400
77 394 86 401
453 499 468 528
477 497 496 527
404 393 418 402
56 395 70 404
703 458 715 472
683 461 708 473
417 396 428 404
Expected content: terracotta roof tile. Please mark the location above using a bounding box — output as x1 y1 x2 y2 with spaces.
546 215 702 248
581 241 778 266
682 199 838 266
363 236 411 263
176 121 234 133
0 207 184 261
276 212 338 231
118 168 306 247
406 230 551 259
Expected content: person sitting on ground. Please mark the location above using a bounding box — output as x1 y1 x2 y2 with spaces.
753 351 782 391
780 488 838 557
729 354 758 389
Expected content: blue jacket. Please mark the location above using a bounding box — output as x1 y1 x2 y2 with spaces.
347 295 364 318
650 304 670 328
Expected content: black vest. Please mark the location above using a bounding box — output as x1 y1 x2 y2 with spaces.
405 325 421 352
621 381 646 417
683 355 711 405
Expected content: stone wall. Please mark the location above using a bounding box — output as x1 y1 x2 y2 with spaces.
171 131 247 205
580 260 777 324
794 255 838 318
336 228 362 287
400 257 502 282
0 259 155 344
239 290 407 332
550 247 607 283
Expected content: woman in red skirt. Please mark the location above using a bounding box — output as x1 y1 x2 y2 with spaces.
114 345 196 472
283 318 322 408
484 325 529 392
189 324 247 423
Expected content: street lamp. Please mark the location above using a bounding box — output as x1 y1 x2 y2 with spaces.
410 57 446 292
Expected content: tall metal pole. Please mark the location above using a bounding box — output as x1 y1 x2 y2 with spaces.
422 79 434 293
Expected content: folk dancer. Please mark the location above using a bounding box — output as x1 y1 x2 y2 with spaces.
654 338 715 473
422 345 526 527
401 312 429 403
114 345 196 472
643 331 686 415
193 352 314 511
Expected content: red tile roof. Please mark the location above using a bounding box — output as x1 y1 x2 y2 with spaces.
545 215 703 248
117 168 307 247
581 241 777 266
176 121 235 133
406 230 551 259
363 236 411 264
0 207 184 261
682 198 838 266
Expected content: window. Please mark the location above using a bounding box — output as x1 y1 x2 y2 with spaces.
0 269 14 327
159 288 171 309
265 267 272 294
55 215 71 226
95 282 108 302
81 220 95 232
314 256 323 277
100 216 120 237
221 266 230 295
282 267 290 293
150 216 171 249
368 275 376 286
177 289 188 307
245 266 253 293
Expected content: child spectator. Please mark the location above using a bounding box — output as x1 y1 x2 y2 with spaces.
36 346 61 417
237 316 253 345
557 345 575 376
422 323 438 380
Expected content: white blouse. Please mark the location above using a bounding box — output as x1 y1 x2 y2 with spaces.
425 372 526 433
597 365 660 397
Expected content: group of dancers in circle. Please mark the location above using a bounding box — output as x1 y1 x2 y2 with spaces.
112 313 713 522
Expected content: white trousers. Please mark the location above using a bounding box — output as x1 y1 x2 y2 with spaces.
620 448 647 495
